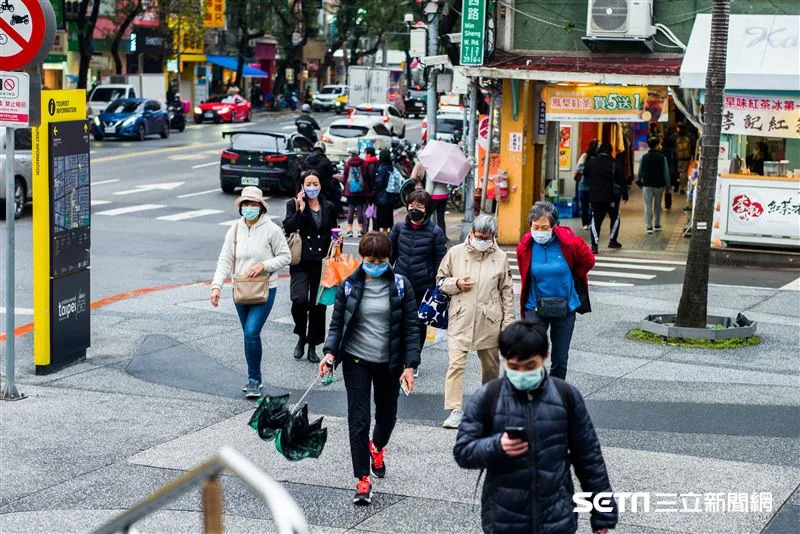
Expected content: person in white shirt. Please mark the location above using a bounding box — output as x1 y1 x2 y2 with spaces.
210 187 292 398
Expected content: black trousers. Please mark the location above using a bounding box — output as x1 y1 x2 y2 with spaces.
664 190 672 210
289 260 326 346
433 198 447 235
415 293 427 368
579 190 592 227
590 201 620 246
342 355 401 478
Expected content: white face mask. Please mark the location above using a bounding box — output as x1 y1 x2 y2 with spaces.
531 230 552 244
471 237 493 252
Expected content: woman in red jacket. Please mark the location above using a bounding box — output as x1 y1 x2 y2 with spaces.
516 201 595 379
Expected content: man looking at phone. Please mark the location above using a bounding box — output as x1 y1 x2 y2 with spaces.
437 215 515 429
454 320 617 534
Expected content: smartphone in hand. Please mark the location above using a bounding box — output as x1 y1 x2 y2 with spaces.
400 378 411 396
504 426 528 442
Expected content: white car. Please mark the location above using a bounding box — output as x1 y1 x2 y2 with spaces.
320 117 394 162
422 109 464 143
0 128 32 219
312 85 347 112
87 84 137 117
351 103 405 138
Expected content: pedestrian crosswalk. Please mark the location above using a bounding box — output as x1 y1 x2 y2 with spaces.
507 254 684 287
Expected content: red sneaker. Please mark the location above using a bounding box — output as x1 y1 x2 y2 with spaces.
369 440 386 478
353 475 372 505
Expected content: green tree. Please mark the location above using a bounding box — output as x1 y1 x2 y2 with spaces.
227 0 275 86
75 0 103 88
675 0 730 328
269 0 319 96
110 0 144 75
343 2 405 67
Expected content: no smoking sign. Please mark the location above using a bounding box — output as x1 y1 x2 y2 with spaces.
0 70 29 126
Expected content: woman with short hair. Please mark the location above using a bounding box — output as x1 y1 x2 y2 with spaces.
211 187 292 398
516 201 595 380
437 214 515 429
320 232 420 505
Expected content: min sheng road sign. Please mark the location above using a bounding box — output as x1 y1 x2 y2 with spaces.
460 0 486 66
0 71 29 126
0 0 46 71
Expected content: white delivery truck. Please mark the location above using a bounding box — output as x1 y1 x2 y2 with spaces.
347 67 391 108
88 73 167 117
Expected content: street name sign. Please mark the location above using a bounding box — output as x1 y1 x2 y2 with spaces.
460 0 486 66
0 70 29 126
0 0 46 71
421 54 450 66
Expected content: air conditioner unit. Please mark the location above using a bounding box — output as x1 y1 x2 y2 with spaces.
496 1 515 51
586 0 654 39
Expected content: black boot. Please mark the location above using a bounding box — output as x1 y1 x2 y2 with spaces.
293 338 305 360
306 344 320 363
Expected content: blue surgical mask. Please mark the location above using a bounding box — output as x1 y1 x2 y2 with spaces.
241 206 261 221
363 262 389 277
304 186 321 199
531 230 552 244
504 365 544 391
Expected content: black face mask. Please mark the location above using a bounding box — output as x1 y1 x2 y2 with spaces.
408 209 425 222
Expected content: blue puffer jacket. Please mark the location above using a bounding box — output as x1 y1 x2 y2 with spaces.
453 373 618 534
389 215 447 305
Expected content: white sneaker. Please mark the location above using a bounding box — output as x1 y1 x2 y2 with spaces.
442 409 463 429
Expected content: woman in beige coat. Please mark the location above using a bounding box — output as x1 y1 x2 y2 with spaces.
437 214 515 428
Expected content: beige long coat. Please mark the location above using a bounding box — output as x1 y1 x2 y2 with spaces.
437 238 515 351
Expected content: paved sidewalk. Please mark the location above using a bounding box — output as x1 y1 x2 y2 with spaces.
1 278 798 533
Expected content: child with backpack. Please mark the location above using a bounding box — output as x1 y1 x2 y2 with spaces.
453 320 618 534
343 148 369 238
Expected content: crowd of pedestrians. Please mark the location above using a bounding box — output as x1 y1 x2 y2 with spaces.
210 169 617 530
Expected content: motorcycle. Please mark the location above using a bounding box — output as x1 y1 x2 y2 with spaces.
167 102 186 132
10 14 28 25
390 140 421 208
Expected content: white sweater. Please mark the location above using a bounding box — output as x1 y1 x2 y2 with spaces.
212 216 292 291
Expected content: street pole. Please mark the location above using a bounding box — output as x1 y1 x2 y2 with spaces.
2 126 22 400
464 78 477 224
424 0 439 194
480 88 495 211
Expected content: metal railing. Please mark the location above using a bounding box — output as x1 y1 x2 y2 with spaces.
92 447 308 534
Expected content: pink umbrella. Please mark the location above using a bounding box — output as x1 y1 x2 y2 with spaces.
418 140 471 186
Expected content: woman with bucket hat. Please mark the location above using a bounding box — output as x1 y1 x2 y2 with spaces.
211 186 292 398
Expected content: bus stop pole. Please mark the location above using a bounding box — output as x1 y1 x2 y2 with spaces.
2 126 22 400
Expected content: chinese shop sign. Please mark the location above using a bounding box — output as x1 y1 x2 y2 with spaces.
721 93 800 140
727 186 800 239
460 0 485 66
542 85 668 122
204 0 225 28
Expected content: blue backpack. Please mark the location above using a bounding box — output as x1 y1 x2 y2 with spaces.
348 165 364 193
386 168 404 194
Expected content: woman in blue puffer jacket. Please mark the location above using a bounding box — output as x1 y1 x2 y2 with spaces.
453 320 618 534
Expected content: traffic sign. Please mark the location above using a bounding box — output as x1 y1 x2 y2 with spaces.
460 0 486 66
0 0 46 71
0 70 29 126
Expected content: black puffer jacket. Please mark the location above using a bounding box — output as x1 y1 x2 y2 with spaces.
323 266 421 373
453 373 618 534
389 216 447 304
303 150 336 194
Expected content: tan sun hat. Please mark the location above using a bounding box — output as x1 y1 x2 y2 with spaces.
234 186 269 212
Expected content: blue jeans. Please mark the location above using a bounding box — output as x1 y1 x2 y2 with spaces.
523 309 577 380
234 288 276 383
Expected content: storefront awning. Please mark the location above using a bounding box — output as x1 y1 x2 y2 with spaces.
459 51 681 86
680 14 800 91
206 55 269 78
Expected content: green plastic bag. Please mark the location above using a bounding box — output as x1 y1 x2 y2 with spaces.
316 284 338 306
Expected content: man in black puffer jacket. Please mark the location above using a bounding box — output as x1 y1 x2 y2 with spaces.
454 320 618 534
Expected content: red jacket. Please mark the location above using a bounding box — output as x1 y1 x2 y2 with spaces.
515 225 595 313
343 155 369 197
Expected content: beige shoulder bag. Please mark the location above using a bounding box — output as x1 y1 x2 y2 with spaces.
232 224 269 305
286 199 303 266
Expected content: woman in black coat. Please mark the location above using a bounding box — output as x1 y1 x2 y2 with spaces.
389 189 447 375
283 170 339 363
319 232 420 505
373 149 398 232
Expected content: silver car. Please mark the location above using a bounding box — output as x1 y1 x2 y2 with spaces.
0 128 32 219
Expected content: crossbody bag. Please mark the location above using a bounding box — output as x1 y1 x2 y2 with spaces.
232 224 270 305
531 271 568 320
